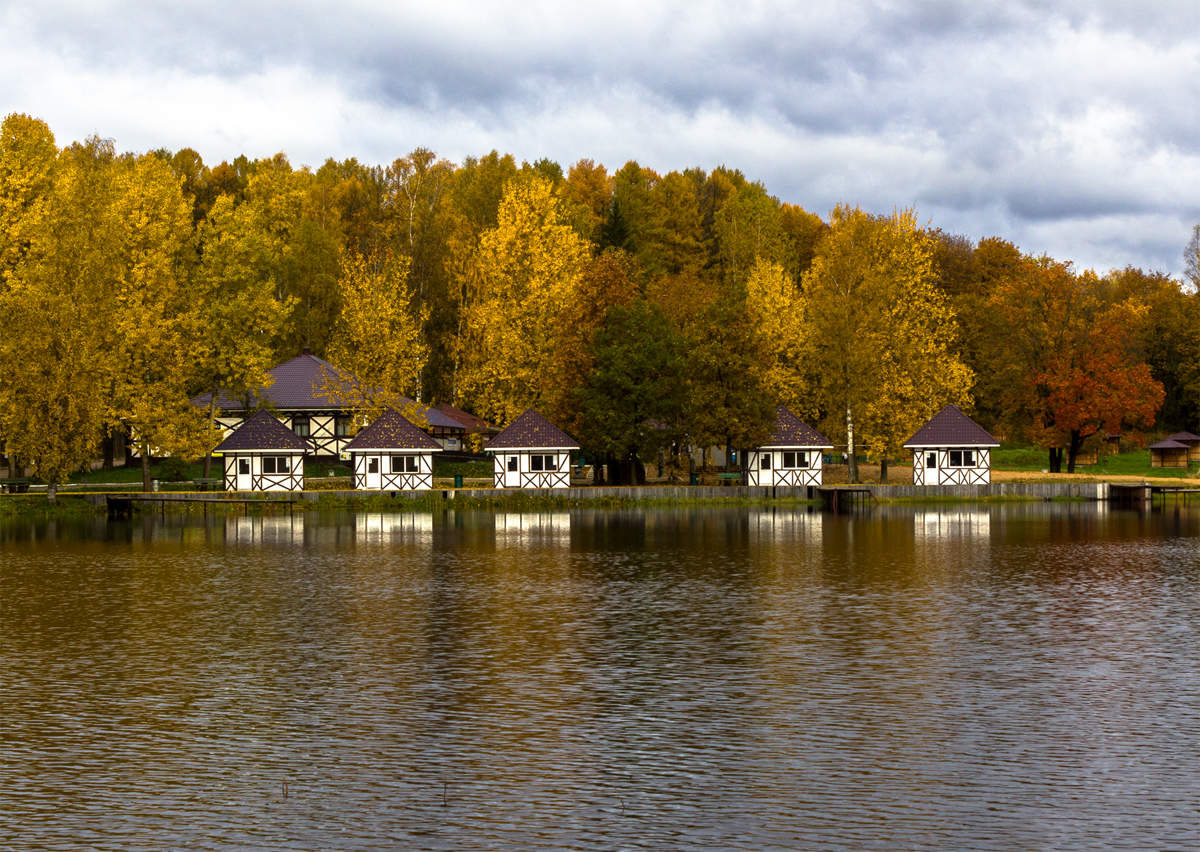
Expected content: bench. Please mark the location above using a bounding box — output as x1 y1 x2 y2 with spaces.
716 472 742 486
0 479 31 493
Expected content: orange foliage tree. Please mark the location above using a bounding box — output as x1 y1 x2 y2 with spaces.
986 257 1164 471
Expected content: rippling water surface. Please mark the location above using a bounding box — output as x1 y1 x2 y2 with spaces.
2 503 1199 849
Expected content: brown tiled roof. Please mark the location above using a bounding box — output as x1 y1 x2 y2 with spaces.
1167 431 1200 444
192 353 464 432
903 404 998 448
214 410 310 452
344 408 442 452
434 403 499 434
193 353 355 411
486 409 579 450
1150 438 1189 450
760 405 832 448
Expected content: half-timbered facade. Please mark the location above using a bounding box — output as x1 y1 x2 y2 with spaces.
903 404 999 486
747 406 833 487
486 409 579 489
193 351 465 457
344 408 442 491
213 410 308 492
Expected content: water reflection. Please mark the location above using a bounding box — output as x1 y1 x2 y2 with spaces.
225 512 305 545
493 511 571 546
1 502 1199 849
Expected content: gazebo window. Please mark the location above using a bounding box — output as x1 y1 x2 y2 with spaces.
781 452 808 469
335 416 353 437
262 456 290 474
531 454 557 471
292 416 310 438
391 455 418 473
760 454 771 470
948 450 976 467
926 453 937 468
367 457 379 474
507 456 518 472
239 458 250 475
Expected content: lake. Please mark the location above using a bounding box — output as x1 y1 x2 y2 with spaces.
2 503 1198 849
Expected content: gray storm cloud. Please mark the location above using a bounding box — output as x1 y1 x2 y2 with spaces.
3 0 1199 274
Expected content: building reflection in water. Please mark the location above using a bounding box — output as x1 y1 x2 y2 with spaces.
493 511 572 547
748 507 824 548
355 511 434 542
912 507 991 540
224 513 305 545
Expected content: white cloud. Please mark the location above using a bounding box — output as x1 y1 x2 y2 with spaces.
2 0 1199 274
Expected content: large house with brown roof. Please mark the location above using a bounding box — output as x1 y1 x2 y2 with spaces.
903 404 999 485
343 408 442 490
192 352 465 457
747 406 833 487
213 410 308 491
486 409 579 489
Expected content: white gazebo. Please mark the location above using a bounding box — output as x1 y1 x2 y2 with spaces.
746 406 833 487
903 404 999 485
343 407 442 491
213 410 308 492
486 409 579 489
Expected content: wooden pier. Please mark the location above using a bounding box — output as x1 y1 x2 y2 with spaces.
816 486 876 512
105 494 297 519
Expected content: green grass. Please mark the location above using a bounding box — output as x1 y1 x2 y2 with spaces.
992 446 1195 479
991 446 1052 471
434 459 492 478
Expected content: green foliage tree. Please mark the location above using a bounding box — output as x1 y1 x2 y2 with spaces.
569 300 686 484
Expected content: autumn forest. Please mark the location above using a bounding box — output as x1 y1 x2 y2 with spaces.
0 113 1196 492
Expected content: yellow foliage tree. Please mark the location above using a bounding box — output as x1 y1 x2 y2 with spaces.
744 257 812 417
457 176 590 425
801 206 973 482
324 247 429 426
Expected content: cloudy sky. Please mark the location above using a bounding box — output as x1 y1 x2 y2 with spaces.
3 0 1198 276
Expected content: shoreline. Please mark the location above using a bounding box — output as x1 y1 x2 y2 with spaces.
0 480 1163 517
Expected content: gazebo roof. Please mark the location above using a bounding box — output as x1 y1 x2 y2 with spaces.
344 408 443 452
1167 431 1200 444
903 404 999 449
487 409 580 451
760 405 833 448
214 410 310 453
1150 438 1189 450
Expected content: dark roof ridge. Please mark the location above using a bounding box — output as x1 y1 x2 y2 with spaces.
903 403 998 448
487 409 580 450
760 405 833 448
344 408 443 451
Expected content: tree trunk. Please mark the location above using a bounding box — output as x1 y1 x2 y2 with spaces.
46 481 57 504
1066 431 1082 474
846 406 858 483
633 455 646 486
102 434 115 470
1048 447 1063 473
879 456 888 483
141 445 152 492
